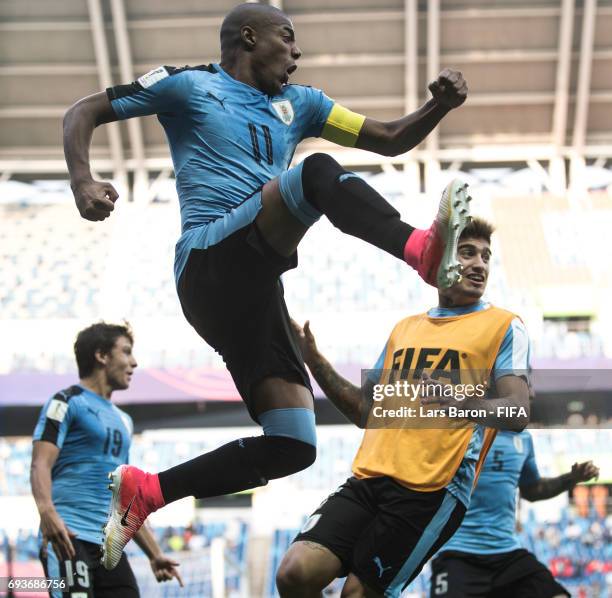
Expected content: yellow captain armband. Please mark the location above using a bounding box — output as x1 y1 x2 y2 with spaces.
321 103 366 147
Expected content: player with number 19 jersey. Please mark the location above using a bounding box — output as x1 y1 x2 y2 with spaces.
33 385 133 545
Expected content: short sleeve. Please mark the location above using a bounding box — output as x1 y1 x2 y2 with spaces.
493 317 530 381
299 86 335 138
32 395 75 449
107 66 195 120
366 343 388 384
519 433 541 487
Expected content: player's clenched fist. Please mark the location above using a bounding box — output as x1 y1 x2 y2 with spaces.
71 179 118 222
570 461 600 484
429 68 468 109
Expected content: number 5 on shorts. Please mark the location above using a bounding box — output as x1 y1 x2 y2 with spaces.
434 571 448 595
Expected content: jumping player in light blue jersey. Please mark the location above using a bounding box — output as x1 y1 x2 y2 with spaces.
430 431 599 598
63 2 472 570
31 323 182 597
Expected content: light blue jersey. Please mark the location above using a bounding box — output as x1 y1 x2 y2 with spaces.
33 385 133 545
107 64 334 282
371 301 530 507
442 430 540 554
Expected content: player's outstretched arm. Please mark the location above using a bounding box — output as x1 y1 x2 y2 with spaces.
291 320 366 427
63 92 120 221
30 440 77 560
520 461 600 502
355 68 467 156
133 523 184 587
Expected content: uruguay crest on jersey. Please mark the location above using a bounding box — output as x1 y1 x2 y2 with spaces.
271 99 294 125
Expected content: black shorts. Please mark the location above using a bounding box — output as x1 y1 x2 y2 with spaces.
294 476 466 597
177 220 312 420
40 538 139 598
430 549 570 598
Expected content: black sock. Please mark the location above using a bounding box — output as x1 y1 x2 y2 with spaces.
302 153 415 260
157 435 316 503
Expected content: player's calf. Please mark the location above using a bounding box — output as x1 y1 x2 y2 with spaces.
278 154 472 289
278 153 413 260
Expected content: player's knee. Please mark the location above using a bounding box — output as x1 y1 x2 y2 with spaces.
303 152 342 178
276 554 317 596
264 436 316 479
291 438 317 471
259 407 316 478
302 152 345 208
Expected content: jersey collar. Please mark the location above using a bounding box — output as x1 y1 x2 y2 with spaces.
77 384 110 403
427 300 489 318
213 63 270 97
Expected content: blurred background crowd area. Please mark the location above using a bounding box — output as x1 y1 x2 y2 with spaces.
1 170 611 374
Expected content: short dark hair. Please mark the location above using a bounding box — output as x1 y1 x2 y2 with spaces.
459 217 495 244
74 322 134 378
220 3 287 60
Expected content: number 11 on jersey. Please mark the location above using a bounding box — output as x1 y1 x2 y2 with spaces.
248 123 273 165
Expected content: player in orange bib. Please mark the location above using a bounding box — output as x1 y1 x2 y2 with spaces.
276 216 531 598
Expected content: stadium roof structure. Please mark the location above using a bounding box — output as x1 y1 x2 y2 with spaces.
3 0 612 197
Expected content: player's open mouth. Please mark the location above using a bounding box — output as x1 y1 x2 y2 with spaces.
284 64 297 82
466 273 484 284
280 65 297 86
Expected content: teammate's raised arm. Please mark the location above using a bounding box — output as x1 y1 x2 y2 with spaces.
291 320 366 427
63 91 119 221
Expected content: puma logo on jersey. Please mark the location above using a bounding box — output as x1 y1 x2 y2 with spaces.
86 407 101 420
206 92 225 109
